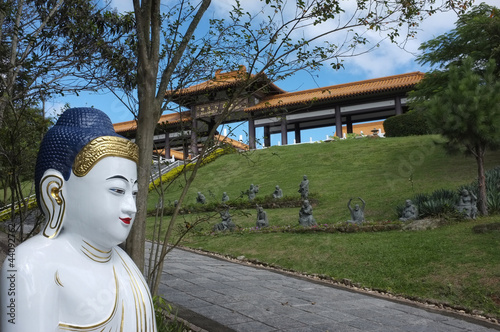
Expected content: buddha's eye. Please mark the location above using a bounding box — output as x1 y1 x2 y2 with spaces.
110 188 125 195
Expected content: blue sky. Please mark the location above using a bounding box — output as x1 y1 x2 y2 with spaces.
47 0 495 147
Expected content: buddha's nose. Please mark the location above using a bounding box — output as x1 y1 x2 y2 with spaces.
122 192 137 216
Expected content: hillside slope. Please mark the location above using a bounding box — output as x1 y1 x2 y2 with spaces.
148 135 500 223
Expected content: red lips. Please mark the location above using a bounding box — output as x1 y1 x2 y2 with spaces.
120 218 131 225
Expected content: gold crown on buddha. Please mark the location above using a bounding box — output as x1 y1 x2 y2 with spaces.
72 136 139 177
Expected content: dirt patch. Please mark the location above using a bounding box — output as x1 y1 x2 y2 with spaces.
402 218 444 231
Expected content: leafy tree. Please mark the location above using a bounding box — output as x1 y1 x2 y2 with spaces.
410 3 500 101
419 58 500 216
0 103 49 239
417 3 500 74
410 3 500 216
109 0 474 295
0 0 133 126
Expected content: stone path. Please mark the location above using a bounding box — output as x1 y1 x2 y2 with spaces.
158 248 500 332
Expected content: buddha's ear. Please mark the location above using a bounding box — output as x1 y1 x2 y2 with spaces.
39 170 66 239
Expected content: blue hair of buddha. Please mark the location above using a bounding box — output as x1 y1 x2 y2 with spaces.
35 107 123 206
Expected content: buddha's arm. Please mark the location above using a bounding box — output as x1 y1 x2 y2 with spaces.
1 251 59 331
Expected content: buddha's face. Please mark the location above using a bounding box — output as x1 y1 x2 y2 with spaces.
63 156 138 247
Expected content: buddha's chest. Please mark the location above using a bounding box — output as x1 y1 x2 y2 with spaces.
54 252 156 331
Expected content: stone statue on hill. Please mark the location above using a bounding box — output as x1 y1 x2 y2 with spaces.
196 192 206 204
298 175 309 200
248 184 259 201
256 206 269 228
272 185 283 199
299 200 316 227
213 207 235 232
221 192 229 203
456 189 477 219
399 199 418 222
348 197 366 224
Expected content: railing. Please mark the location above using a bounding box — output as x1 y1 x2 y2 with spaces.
0 194 36 221
150 160 183 183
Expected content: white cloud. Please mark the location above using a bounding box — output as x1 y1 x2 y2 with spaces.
109 0 134 13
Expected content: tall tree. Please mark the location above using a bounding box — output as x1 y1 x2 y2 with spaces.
419 58 500 216
122 0 473 295
410 3 500 216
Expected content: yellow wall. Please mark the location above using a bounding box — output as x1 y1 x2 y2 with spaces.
333 120 385 136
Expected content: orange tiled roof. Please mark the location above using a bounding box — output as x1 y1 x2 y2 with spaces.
113 111 192 134
165 66 285 98
246 72 424 112
154 148 186 160
214 134 249 151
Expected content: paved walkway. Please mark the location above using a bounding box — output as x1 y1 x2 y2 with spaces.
158 248 500 332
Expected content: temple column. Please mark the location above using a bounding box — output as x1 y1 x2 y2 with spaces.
335 105 342 138
183 140 189 160
294 123 301 144
248 115 256 149
280 116 288 145
164 133 171 160
190 110 199 156
346 115 353 134
395 96 403 115
264 126 271 147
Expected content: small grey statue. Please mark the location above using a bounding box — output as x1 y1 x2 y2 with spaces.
299 200 316 227
256 206 269 228
298 175 309 200
456 189 477 219
213 207 235 231
221 192 229 203
272 185 283 199
399 199 418 222
348 197 365 224
196 192 206 204
248 184 259 201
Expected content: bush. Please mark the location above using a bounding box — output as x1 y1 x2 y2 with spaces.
153 195 319 216
384 110 430 137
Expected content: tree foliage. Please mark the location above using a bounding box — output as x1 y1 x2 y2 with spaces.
0 103 49 239
0 0 134 126
410 3 500 103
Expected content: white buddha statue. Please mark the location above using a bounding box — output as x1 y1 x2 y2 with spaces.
0 108 156 331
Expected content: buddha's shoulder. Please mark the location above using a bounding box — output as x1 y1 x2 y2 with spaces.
113 246 136 266
9 235 73 272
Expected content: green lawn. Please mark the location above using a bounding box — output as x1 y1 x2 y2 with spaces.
147 135 500 319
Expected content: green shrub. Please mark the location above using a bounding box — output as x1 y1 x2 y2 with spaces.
384 110 430 137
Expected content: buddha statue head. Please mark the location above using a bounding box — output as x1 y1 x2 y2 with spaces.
35 107 139 248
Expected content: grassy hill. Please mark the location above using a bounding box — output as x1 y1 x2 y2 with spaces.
148 135 500 320
148 135 500 225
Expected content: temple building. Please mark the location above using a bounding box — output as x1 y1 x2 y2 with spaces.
113 67 423 160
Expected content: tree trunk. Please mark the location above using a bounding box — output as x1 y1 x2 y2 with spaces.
475 144 488 216
126 76 161 272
